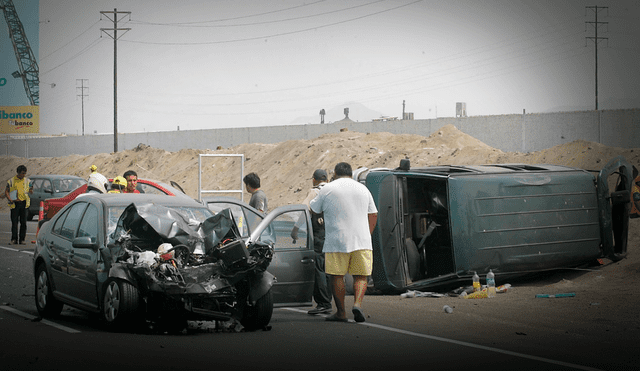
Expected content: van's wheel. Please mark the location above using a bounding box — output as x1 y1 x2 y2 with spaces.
609 188 629 262
241 288 273 331
598 158 632 262
27 211 34 221
103 279 140 329
35 264 63 317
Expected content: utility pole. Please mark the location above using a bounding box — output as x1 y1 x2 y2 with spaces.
76 79 88 136
585 6 608 111
100 8 130 152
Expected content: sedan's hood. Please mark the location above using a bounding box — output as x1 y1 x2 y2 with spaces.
112 202 241 255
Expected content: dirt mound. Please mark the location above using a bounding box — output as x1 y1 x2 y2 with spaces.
2 124 638 210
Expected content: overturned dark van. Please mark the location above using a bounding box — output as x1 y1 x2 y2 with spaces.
355 156 632 294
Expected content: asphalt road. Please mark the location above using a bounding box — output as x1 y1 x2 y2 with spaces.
0 215 633 371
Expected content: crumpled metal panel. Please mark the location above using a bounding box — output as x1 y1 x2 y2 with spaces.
200 209 242 254
112 202 241 256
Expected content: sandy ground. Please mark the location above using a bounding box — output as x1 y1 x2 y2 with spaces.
1 124 639 348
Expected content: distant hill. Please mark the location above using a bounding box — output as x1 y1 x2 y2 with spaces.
290 101 385 125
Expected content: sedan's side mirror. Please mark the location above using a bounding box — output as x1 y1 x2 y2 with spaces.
72 236 98 249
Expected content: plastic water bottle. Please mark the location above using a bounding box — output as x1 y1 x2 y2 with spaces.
486 269 496 298
472 271 481 292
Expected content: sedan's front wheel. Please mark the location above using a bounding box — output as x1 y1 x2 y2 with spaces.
241 288 273 331
102 279 140 328
35 264 63 317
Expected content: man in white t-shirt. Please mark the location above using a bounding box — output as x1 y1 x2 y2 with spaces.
310 162 378 323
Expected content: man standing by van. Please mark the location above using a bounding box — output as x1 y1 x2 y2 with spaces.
291 169 332 315
310 162 377 323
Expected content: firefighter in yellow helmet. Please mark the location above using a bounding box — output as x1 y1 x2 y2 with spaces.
87 164 108 193
108 176 127 193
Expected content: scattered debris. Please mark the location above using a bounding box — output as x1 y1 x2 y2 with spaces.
400 290 446 298
452 284 511 299
460 290 488 299
535 293 576 298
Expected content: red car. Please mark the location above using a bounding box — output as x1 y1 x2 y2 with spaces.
41 179 189 221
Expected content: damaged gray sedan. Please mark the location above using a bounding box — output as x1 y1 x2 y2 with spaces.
33 194 296 332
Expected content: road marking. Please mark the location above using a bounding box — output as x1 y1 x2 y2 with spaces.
283 308 603 371
0 245 34 255
0 245 20 252
0 306 81 334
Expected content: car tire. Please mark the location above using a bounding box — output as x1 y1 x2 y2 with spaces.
241 288 273 331
26 211 34 221
102 279 140 328
35 264 63 317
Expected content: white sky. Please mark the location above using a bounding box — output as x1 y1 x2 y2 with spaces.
17 0 640 134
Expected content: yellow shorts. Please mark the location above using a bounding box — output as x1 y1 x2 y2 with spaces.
325 250 373 276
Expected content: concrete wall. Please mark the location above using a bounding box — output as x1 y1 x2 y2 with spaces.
2 108 638 158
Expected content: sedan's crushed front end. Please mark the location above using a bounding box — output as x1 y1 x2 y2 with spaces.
108 202 275 330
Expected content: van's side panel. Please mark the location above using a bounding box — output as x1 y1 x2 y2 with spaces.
448 170 602 274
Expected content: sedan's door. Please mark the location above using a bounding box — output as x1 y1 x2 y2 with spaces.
250 205 315 307
45 202 87 299
67 202 101 311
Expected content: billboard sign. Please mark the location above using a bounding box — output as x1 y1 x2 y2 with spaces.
0 106 40 134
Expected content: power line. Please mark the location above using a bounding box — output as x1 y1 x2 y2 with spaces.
41 20 101 61
132 0 328 26
122 0 423 45
129 0 387 28
41 38 103 76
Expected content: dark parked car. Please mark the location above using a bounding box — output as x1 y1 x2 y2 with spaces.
203 197 315 307
33 193 311 331
354 156 633 294
28 175 86 220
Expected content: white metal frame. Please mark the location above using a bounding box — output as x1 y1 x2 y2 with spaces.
198 154 245 202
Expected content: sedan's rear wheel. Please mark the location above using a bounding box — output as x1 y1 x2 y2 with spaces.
35 264 63 317
103 279 140 328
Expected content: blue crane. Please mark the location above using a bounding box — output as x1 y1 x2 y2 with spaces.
1 0 39 105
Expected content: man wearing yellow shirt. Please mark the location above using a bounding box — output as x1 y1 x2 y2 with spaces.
5 165 33 245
